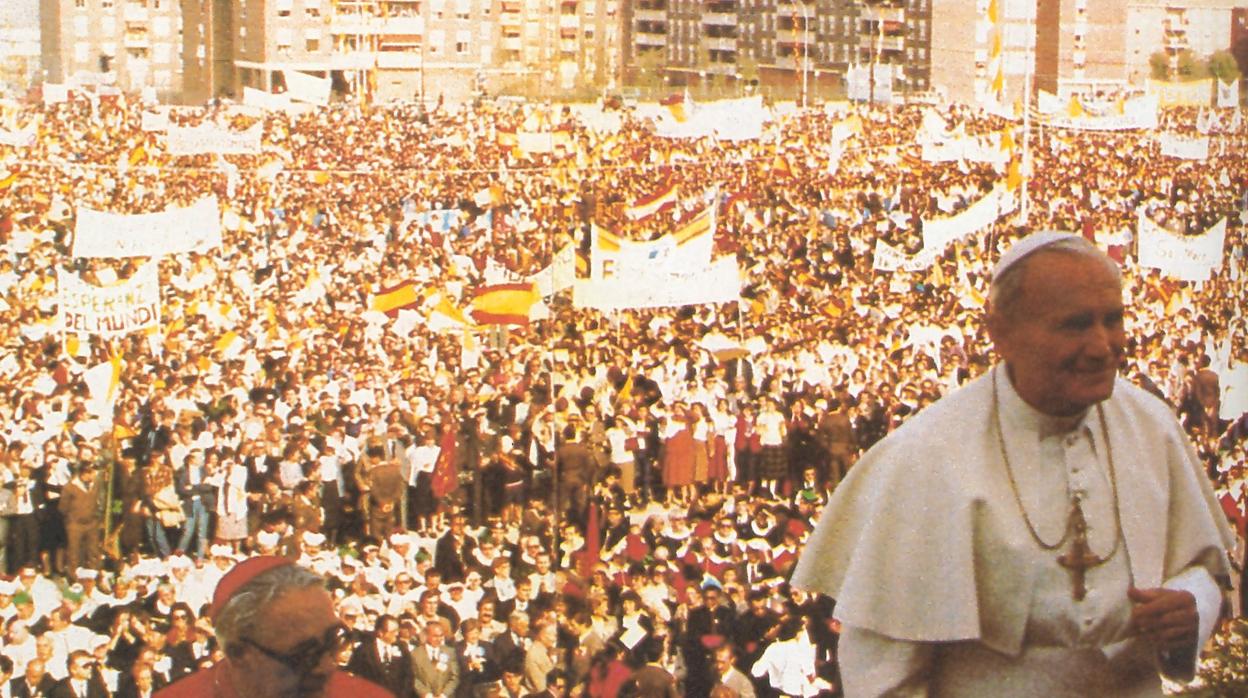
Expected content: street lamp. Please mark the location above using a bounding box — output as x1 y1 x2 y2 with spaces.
798 1 811 108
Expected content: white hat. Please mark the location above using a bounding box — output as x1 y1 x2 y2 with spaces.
302 531 326 546
388 532 410 546
209 544 234 558
991 231 1085 281
256 530 281 547
168 555 193 570
75 567 99 580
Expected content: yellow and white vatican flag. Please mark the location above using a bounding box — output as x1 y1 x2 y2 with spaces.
83 354 124 422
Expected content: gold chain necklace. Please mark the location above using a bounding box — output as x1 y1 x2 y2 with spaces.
991 367 1124 563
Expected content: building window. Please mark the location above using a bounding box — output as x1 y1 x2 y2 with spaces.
74 0 85 8
102 0 114 8
306 37 320 51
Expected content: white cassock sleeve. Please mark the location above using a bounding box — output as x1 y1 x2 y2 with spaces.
1158 565 1223 681
839 625 934 697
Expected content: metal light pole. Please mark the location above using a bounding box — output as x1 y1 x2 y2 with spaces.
800 1 811 108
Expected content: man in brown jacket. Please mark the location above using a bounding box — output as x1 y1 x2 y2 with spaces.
59 465 102 570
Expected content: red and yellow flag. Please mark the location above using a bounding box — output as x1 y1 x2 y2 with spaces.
370 281 423 317
469 283 538 325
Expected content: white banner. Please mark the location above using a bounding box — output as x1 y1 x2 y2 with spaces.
921 185 1007 253
42 83 70 104
244 86 296 111
0 125 35 147
872 240 942 272
1043 93 1158 131
654 96 769 141
58 263 161 336
573 257 740 311
1158 133 1209 161
528 243 577 297
921 134 1006 165
164 123 262 156
1148 78 1212 107
1137 213 1225 282
1218 79 1239 109
73 196 223 258
140 110 169 132
284 70 332 106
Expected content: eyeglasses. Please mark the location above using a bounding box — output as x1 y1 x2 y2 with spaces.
240 623 349 675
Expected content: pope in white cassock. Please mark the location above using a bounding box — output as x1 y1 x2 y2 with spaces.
792 232 1234 697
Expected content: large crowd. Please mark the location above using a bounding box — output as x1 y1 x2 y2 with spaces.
0 88 1244 697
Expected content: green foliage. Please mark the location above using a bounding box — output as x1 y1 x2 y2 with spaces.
1176 49 1204 79
1150 52 1171 81
1208 50 1242 82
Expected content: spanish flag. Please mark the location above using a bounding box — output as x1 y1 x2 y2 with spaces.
625 181 678 221
672 205 713 246
470 283 539 325
370 281 423 317
661 92 689 123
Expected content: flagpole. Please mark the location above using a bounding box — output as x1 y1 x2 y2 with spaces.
1019 13 1034 225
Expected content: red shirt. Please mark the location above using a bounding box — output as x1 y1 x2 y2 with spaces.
154 661 394 698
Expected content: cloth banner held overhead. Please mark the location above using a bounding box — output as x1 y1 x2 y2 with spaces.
1148 78 1213 107
573 257 740 311
1042 93 1158 131
1158 133 1210 161
243 86 297 111
528 243 577 297
58 263 160 336
0 125 35 147
164 123 262 156
1217 79 1239 109
872 240 942 272
73 196 223 258
921 185 1009 254
1137 213 1226 282
283 70 332 106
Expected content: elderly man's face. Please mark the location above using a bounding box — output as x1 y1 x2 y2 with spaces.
233 586 344 698
990 251 1125 417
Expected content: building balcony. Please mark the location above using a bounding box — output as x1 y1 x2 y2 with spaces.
331 51 379 69
776 29 811 44
123 4 148 22
863 5 904 24
332 16 382 34
500 12 521 26
702 36 737 51
124 33 150 48
703 11 737 26
503 36 523 50
382 16 424 33
636 33 667 46
634 9 665 23
860 34 904 52
559 14 579 29
375 51 423 68
560 39 578 52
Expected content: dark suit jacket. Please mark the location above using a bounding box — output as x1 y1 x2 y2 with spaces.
347 636 414 698
487 631 528 675
555 442 594 486
174 465 216 510
47 676 110 698
11 674 57 698
58 478 101 528
411 643 459 697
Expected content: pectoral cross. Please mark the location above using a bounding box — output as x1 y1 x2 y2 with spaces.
1057 501 1102 601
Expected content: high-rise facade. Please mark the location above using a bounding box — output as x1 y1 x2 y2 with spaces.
930 0 1242 107
40 0 183 98
179 0 625 104
622 0 931 100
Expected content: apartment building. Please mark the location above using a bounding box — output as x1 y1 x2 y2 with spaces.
179 0 625 104
624 0 931 100
930 0 1242 108
41 0 183 98
1 26 42 93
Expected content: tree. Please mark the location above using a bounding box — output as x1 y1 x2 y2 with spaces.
1149 51 1170 80
1176 49 1203 79
1208 49 1242 82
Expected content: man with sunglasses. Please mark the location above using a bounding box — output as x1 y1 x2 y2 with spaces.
155 556 395 698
